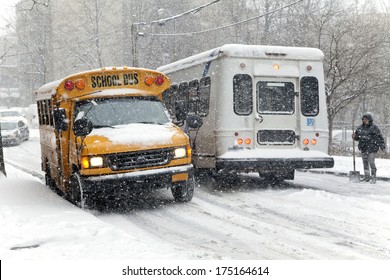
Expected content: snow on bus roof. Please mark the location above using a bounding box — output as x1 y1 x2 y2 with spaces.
157 44 324 73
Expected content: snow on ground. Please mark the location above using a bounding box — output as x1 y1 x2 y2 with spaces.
1 130 390 261
0 168 193 260
315 155 390 179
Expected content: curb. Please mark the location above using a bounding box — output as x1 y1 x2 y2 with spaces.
298 169 390 182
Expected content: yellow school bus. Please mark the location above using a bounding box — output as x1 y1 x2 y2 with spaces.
36 67 200 209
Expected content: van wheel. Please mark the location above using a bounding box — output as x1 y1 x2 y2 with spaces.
171 176 195 202
260 169 294 183
69 172 88 209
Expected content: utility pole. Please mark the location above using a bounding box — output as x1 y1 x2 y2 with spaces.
0 123 6 177
131 22 146 67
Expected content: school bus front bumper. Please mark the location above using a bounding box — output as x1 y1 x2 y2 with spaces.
80 164 194 192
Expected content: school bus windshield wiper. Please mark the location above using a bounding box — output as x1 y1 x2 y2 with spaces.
93 124 116 128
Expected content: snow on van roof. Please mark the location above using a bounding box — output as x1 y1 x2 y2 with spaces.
157 44 324 73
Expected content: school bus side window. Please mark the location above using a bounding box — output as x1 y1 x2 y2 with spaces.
198 76 210 117
37 101 42 125
300 76 319 116
48 100 54 126
233 74 252 115
37 100 54 126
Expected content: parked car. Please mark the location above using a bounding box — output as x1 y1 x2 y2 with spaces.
331 129 353 155
0 109 22 118
0 119 30 146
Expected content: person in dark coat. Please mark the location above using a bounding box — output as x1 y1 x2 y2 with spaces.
352 113 386 183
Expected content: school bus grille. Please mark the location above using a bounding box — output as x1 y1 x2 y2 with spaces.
106 148 173 171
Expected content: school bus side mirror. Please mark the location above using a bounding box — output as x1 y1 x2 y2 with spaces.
53 108 68 131
73 118 93 137
186 115 203 129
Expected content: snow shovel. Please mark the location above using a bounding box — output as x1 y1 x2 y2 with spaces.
349 122 360 182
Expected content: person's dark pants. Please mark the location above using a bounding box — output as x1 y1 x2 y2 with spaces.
362 151 377 178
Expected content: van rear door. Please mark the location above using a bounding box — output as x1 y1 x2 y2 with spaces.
253 78 299 149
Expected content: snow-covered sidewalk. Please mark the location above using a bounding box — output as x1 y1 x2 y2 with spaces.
310 156 390 180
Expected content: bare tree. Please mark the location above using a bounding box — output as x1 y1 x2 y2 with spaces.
311 1 388 152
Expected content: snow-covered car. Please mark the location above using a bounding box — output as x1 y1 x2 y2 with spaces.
331 129 353 155
0 119 30 146
0 109 29 123
0 109 22 118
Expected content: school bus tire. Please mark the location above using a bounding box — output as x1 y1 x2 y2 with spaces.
69 172 89 209
171 175 195 203
45 162 57 192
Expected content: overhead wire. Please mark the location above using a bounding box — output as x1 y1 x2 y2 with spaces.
143 0 306 37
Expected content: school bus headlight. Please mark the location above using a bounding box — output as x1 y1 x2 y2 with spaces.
81 156 104 169
173 147 187 158
90 156 104 167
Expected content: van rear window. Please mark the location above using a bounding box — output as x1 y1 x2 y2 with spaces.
300 76 319 116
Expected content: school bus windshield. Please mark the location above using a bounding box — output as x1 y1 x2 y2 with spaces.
74 97 171 127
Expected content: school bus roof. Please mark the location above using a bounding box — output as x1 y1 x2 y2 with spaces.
35 67 170 101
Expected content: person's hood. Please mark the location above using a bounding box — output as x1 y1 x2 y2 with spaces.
362 112 373 125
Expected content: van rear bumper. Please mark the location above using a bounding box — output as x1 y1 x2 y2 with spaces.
82 164 194 192
216 157 334 172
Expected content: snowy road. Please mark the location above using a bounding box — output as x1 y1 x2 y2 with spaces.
2 133 390 259
96 173 390 259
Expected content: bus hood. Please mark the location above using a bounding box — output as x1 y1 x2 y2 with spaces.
82 123 188 152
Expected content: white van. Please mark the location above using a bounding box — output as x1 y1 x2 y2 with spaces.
157 44 334 181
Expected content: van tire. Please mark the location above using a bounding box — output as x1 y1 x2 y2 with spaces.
171 176 195 202
69 172 88 209
260 169 294 183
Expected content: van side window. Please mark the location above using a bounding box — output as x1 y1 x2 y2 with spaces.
300 76 319 116
162 84 177 117
199 76 210 117
233 74 252 115
176 82 189 121
188 79 199 114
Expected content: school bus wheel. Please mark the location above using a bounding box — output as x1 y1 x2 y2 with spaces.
171 175 195 203
69 172 88 209
45 162 57 192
